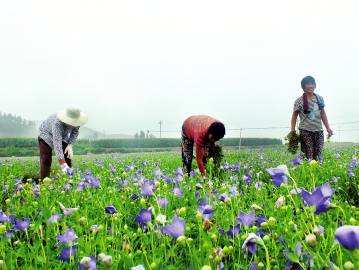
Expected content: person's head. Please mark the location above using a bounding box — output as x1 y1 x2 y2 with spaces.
207 122 226 142
301 76 316 93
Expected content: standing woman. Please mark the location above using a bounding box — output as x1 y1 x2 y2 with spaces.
38 107 88 179
290 76 333 162
181 115 226 176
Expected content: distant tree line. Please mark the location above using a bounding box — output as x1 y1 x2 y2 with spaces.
0 112 37 137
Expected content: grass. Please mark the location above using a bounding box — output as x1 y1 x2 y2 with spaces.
0 146 358 269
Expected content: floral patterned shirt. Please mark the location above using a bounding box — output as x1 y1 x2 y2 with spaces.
39 114 79 160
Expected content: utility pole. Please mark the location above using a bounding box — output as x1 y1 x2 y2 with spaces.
158 121 163 138
238 128 243 150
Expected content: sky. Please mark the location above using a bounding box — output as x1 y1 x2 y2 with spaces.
0 0 358 141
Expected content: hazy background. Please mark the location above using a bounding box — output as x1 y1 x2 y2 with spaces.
0 0 358 141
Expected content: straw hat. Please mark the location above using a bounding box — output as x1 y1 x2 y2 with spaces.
57 107 88 127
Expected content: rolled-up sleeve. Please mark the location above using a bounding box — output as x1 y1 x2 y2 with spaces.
318 96 325 110
68 127 80 144
52 121 65 160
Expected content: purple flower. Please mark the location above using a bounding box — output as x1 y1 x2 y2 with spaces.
135 209 152 227
32 185 41 197
66 167 74 176
124 164 135 172
250 262 258 270
237 212 256 227
157 197 169 208
335 225 359 250
109 164 116 173
198 202 214 220
57 228 78 244
78 181 87 191
266 165 288 187
225 224 241 237
48 214 62 224
105 205 117 215
79 256 97 270
141 181 154 197
0 211 10 223
219 193 229 202
13 218 30 231
242 233 261 255
82 172 100 189
255 215 267 227
229 186 238 196
173 187 183 198
5 230 14 239
301 182 334 214
291 156 302 166
174 168 183 177
243 174 252 185
161 216 185 238
348 157 358 177
223 163 241 173
58 246 77 262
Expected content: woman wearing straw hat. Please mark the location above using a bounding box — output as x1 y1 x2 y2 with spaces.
38 107 88 179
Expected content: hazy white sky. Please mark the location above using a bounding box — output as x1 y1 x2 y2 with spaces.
0 0 358 141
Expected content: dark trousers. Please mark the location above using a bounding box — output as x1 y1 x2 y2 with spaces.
299 129 324 162
181 132 194 176
181 128 212 176
38 137 72 179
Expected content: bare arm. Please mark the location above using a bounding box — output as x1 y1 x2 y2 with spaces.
195 144 206 175
321 109 333 135
290 111 299 132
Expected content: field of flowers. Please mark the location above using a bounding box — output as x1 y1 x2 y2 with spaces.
0 146 358 269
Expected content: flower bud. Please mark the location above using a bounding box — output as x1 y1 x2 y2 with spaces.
177 235 187 245
268 217 276 226
313 225 324 237
349 217 357 225
178 207 187 216
344 261 354 270
210 234 218 242
0 224 6 234
263 235 270 242
305 233 317 247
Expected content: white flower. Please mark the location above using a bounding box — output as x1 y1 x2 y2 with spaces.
131 265 146 270
275 196 285 208
290 187 302 195
58 202 79 216
155 214 167 224
98 253 112 267
80 257 92 268
242 233 263 249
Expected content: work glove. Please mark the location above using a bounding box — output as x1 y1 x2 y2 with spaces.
60 163 73 176
64 145 74 159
